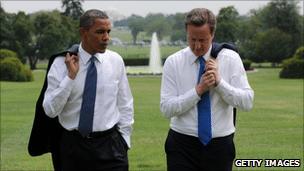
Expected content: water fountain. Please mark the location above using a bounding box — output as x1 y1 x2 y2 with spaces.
149 32 162 74
126 32 162 75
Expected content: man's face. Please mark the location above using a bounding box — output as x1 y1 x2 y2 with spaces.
187 24 213 57
81 18 111 54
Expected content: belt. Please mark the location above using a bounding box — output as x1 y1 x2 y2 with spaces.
67 125 117 139
169 129 234 143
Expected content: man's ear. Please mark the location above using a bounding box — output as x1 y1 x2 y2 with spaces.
211 33 215 41
79 27 87 37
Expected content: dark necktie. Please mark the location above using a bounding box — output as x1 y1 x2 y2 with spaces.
79 56 97 137
197 57 212 145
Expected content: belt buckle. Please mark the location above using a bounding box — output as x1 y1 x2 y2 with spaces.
85 135 93 139
82 133 93 139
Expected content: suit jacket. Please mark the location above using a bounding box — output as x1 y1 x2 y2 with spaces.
27 42 238 163
211 42 238 126
28 44 79 156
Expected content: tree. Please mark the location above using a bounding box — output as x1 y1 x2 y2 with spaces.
61 0 84 20
237 12 262 60
254 28 292 66
170 13 186 42
25 10 79 69
10 10 79 69
237 0 303 62
12 12 33 63
144 13 171 40
127 15 145 45
258 0 302 56
0 7 16 52
0 7 79 69
215 6 240 43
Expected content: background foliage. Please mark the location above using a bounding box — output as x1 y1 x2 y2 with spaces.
0 0 302 70
0 49 33 82
280 46 304 78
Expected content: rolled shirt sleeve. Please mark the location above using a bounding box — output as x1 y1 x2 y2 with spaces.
43 57 75 118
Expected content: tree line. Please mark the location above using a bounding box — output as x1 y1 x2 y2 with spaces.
0 0 83 69
0 0 303 70
116 0 303 66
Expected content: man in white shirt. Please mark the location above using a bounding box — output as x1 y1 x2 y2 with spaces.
43 9 134 170
160 8 254 171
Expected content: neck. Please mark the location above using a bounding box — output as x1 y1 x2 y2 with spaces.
81 43 94 55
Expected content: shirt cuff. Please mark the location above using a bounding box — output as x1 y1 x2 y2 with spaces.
121 134 131 148
188 87 201 104
214 78 230 96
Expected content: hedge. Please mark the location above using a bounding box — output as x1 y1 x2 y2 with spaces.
279 58 304 79
0 57 33 82
242 59 253 71
279 46 304 79
0 49 18 60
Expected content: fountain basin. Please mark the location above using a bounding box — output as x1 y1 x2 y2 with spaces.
126 66 162 76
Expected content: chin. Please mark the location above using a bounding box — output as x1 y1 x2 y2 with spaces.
98 48 106 53
194 52 203 57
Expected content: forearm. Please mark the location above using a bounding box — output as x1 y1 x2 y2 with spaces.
117 119 133 148
117 71 134 148
43 76 74 118
214 78 254 111
117 101 134 148
160 88 200 118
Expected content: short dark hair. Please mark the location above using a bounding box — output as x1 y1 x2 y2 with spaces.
79 9 109 28
185 8 216 35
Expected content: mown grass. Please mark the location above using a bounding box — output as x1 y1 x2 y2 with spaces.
37 45 182 69
1 68 303 171
108 45 181 59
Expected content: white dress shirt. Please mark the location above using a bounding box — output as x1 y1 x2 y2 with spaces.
160 45 254 138
43 44 134 147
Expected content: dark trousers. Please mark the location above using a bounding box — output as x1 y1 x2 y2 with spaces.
60 127 129 171
165 129 235 171
52 147 62 171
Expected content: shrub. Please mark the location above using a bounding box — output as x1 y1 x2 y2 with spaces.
0 57 33 82
242 59 252 71
293 46 304 59
22 67 34 81
279 57 304 79
123 58 148 66
280 46 304 79
0 49 18 61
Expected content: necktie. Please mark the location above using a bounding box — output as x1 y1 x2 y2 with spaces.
79 56 97 137
197 57 212 145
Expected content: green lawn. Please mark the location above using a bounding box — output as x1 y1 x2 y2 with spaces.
108 45 181 59
1 68 303 170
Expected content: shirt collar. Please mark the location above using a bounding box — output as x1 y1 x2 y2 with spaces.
187 47 198 65
79 43 104 64
189 44 212 65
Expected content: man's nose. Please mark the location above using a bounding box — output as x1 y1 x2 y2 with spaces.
194 41 201 49
103 32 110 41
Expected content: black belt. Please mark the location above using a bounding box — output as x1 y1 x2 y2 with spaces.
67 125 117 139
169 129 234 144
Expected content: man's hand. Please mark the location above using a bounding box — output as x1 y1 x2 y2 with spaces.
205 58 220 86
65 52 79 80
195 58 220 96
196 71 216 96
